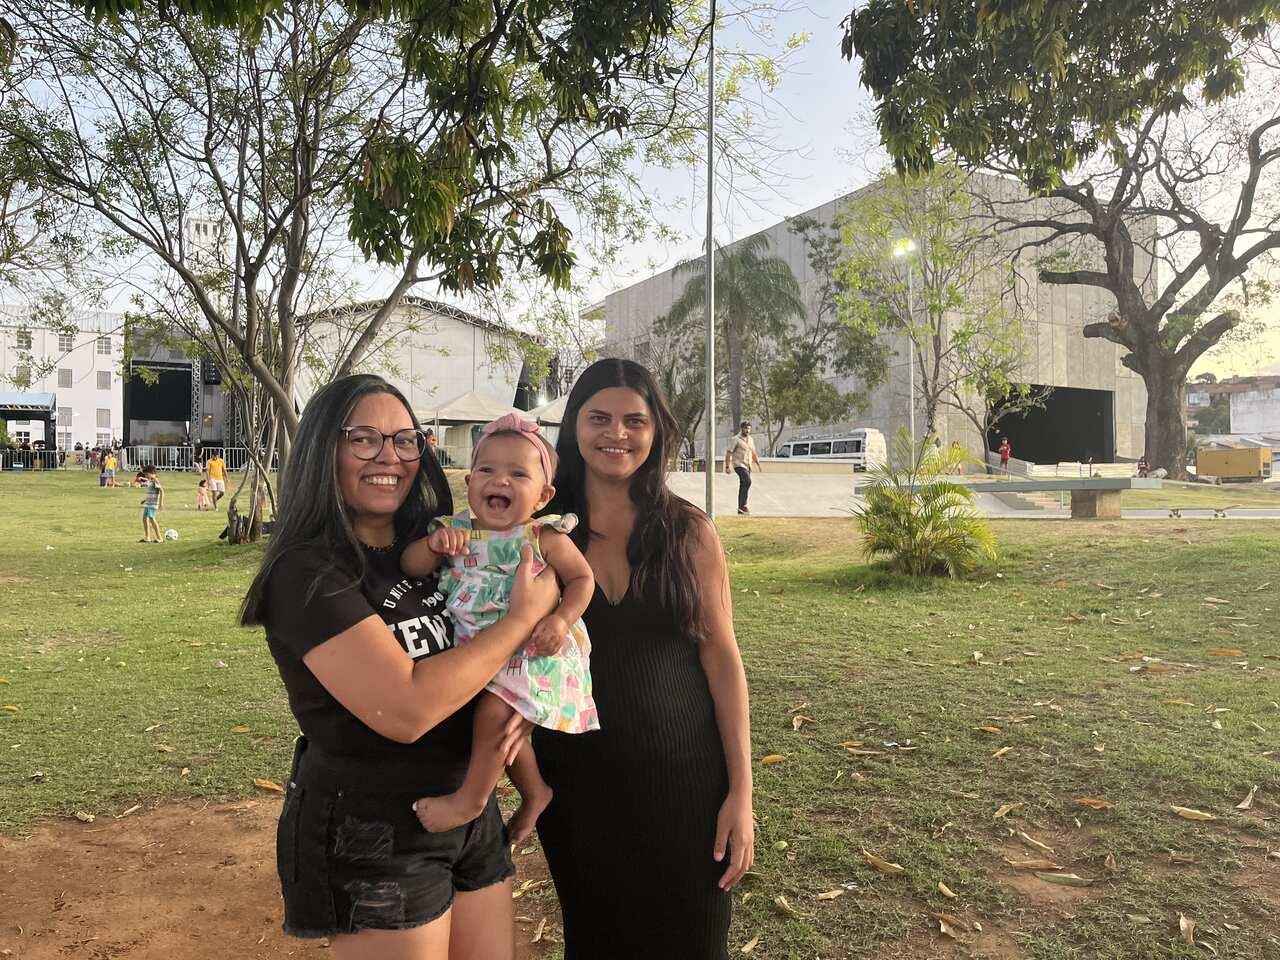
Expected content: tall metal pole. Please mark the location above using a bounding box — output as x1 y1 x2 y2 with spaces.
907 260 916 446
703 0 716 517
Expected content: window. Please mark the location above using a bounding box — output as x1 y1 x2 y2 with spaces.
811 441 832 456
833 440 851 454
97 371 111 390
15 431 30 444
97 337 111 355
853 439 864 453
58 333 74 353
58 431 72 450
16 329 32 350
791 442 810 456
96 408 111 428
776 444 790 458
58 368 73 388
96 431 111 447
14 419 29 426
14 365 30 387
57 406 72 423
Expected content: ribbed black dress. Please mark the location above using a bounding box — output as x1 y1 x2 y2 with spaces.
533 583 731 960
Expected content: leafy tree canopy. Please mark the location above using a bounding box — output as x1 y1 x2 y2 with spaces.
71 0 689 291
842 0 1275 190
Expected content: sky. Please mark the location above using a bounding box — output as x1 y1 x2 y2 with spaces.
562 0 1279 378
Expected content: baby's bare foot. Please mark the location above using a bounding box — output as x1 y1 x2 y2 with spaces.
412 792 487 834
506 783 553 847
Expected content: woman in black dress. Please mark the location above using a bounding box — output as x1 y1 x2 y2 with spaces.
534 359 754 959
241 375 559 959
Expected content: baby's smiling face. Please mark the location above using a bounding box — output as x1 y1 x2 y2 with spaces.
466 434 554 531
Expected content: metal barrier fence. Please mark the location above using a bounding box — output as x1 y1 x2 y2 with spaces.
122 446 279 472
0 450 63 471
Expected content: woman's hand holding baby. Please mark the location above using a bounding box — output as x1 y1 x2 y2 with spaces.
427 526 470 557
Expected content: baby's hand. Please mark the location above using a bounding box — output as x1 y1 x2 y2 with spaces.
427 526 469 556
529 614 570 656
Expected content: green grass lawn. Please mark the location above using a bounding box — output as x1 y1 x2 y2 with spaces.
1121 482 1280 510
2 471 1277 958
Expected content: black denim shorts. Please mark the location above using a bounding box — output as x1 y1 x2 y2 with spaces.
277 738 515 938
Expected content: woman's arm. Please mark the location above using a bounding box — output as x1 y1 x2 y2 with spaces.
536 526 595 622
693 517 755 890
302 543 558 743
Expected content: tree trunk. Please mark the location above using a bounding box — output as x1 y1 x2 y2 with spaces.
726 320 744 432
1142 362 1190 480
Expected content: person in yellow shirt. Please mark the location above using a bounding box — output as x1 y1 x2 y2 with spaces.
204 454 227 506
103 452 119 487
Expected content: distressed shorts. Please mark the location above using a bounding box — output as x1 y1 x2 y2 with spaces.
278 739 515 938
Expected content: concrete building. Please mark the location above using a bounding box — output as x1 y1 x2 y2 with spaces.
0 307 125 449
598 173 1150 464
1187 375 1280 435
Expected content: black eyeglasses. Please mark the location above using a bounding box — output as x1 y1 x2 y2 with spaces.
340 426 427 461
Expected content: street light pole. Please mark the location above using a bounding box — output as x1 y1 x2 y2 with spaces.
703 0 716 517
906 259 916 446
893 238 918 446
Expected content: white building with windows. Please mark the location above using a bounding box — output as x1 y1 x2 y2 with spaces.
0 307 125 449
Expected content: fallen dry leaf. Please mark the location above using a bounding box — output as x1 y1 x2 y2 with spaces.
1127 914 1152 924
846 748 886 756
230 725 251 734
975 725 1002 734
1075 797 1114 810
531 918 546 944
759 754 786 765
1236 785 1258 811
1018 831 1055 854
1 704 18 713
1162 699 1196 707
1171 805 1217 822
991 746 1013 759
1208 648 1246 657
118 804 142 818
74 810 95 823
1104 851 1118 873
741 934 760 954
773 895 802 918
253 778 284 793
1203 596 1231 605
993 802 1022 819
862 849 906 875
791 715 815 732
938 881 956 899
156 744 176 753
937 913 970 939
1004 857 1063 870
1179 913 1196 945
1035 872 1094 887
816 889 845 901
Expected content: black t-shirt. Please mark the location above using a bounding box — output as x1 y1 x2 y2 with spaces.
264 542 473 791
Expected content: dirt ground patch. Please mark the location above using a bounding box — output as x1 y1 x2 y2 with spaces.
0 799 560 960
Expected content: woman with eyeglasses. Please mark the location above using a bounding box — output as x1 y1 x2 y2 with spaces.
241 374 559 959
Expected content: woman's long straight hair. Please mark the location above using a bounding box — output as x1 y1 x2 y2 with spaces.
548 358 711 642
241 374 452 626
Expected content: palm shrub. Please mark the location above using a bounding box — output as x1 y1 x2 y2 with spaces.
855 429 996 577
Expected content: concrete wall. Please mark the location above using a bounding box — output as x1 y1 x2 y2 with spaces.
1231 388 1280 433
599 173 1150 464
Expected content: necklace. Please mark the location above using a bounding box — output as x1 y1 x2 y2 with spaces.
360 537 398 554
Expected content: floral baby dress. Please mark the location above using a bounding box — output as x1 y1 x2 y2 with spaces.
433 510 599 734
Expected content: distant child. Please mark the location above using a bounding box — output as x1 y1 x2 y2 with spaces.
401 413 598 844
139 466 165 542
196 478 211 510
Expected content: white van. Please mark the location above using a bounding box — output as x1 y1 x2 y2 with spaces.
773 428 887 471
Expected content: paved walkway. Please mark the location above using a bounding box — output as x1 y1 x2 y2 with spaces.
666 471 1280 520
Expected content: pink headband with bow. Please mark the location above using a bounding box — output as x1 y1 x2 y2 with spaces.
473 412 553 483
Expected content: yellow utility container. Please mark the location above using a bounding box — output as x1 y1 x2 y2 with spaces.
1195 447 1273 481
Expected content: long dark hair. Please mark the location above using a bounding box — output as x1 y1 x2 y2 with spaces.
549 358 711 642
241 374 452 626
